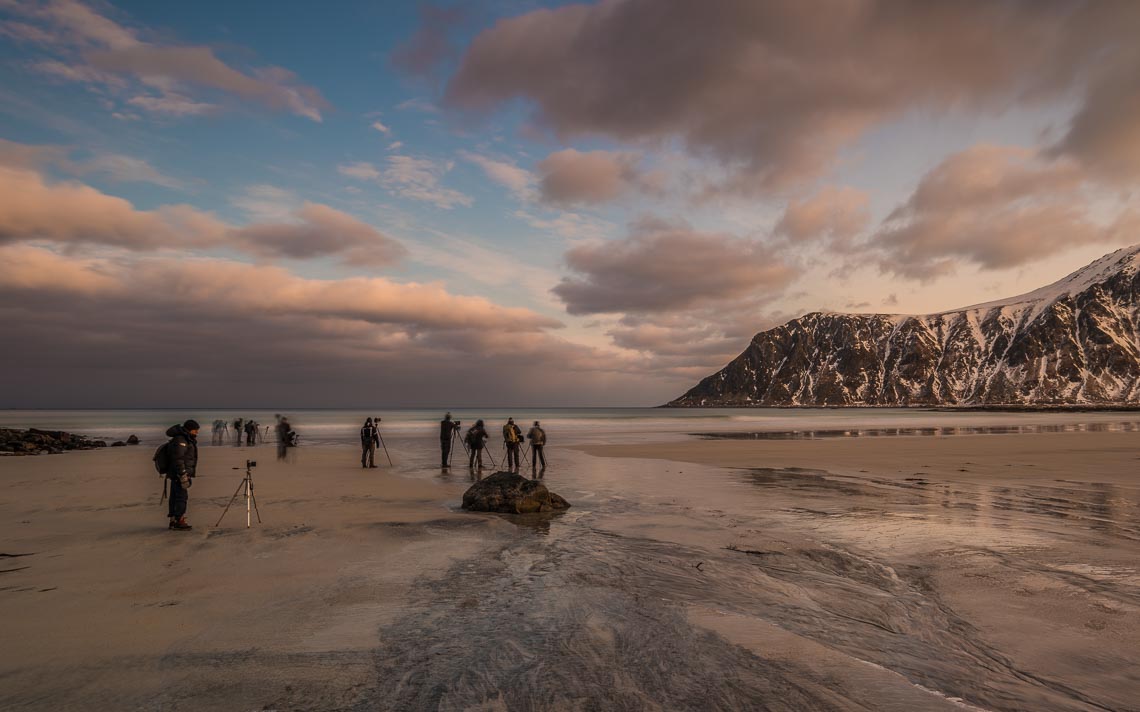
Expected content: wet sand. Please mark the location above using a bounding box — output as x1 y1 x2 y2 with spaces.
1 431 1138 710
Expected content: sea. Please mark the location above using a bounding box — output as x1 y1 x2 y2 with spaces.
1 407 1138 446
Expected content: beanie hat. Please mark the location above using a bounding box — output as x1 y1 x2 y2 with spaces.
183 419 200 431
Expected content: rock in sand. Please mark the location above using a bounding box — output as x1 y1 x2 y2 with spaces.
461 471 570 514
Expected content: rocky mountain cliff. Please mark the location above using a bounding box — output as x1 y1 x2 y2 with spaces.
668 245 1140 407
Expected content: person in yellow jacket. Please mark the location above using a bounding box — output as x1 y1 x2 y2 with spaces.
502 417 523 470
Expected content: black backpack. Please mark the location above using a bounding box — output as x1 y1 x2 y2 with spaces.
153 440 172 475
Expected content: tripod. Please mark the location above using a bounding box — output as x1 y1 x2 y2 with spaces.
376 431 393 466
447 426 467 468
215 460 262 528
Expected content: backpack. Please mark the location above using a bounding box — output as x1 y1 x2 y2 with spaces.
153 440 172 475
503 424 518 443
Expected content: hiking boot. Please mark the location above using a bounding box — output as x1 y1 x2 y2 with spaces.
169 517 193 531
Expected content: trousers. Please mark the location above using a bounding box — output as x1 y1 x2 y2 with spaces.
362 441 376 467
167 476 189 519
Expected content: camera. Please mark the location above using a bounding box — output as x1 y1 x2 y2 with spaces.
247 460 257 468
454 420 462 426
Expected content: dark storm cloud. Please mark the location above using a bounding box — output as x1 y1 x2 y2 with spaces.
446 0 1140 189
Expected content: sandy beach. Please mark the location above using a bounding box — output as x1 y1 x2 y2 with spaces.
1 429 1138 711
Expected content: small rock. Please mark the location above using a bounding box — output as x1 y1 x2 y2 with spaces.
111 441 126 447
126 434 140 445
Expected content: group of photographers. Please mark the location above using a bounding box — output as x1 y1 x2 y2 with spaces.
438 413 547 475
162 413 550 531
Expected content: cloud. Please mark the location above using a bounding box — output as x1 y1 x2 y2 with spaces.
233 202 408 265
446 1 1140 189
0 159 406 266
552 218 799 314
0 243 689 407
868 145 1134 279
459 150 534 201
390 5 466 80
774 186 869 247
536 149 649 205
340 155 473 209
371 120 391 135
381 156 472 209
395 97 439 114
0 164 222 250
6 0 328 121
126 92 216 117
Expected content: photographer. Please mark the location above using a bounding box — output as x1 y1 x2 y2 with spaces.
439 412 460 467
502 417 523 470
527 420 547 475
466 419 488 470
166 419 199 531
360 417 379 468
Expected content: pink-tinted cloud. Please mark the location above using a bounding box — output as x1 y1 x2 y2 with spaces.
0 160 406 266
390 5 466 80
553 218 799 314
0 244 689 407
234 203 407 265
774 186 869 247
6 0 328 121
869 145 1134 278
446 1 1140 189
536 149 647 205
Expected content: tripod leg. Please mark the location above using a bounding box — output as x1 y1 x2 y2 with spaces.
378 433 393 466
249 474 262 523
215 477 248 527
484 446 497 468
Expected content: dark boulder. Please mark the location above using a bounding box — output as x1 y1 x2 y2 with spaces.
126 434 140 445
110 441 126 447
461 471 570 514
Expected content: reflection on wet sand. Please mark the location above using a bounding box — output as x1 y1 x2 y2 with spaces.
337 430 1140 711
697 420 1140 440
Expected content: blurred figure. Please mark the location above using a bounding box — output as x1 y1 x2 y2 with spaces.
466 419 488 470
233 417 244 444
502 417 523 470
527 420 547 475
276 416 293 461
244 419 256 446
360 417 379 468
440 412 460 467
211 419 228 445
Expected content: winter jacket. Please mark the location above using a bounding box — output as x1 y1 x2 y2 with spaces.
527 427 546 446
440 418 459 441
166 424 198 479
360 422 379 445
466 424 488 450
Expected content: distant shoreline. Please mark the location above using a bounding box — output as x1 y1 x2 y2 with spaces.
660 403 1140 412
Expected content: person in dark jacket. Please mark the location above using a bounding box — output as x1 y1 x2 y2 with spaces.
439 412 460 467
502 417 523 470
466 419 488 469
360 417 379 468
527 420 547 475
166 419 199 530
276 416 292 461
244 419 256 445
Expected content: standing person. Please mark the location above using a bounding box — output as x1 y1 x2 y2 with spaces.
211 419 225 445
244 420 256 446
276 416 292 461
233 417 244 444
466 419 488 470
166 419 199 531
440 412 460 467
527 420 547 474
360 417 379 468
502 417 523 470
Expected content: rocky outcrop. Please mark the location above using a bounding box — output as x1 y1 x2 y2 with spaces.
670 245 1140 407
0 428 108 455
462 471 571 514
126 434 140 445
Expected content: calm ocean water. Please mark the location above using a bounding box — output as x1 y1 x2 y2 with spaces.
1 407 1137 446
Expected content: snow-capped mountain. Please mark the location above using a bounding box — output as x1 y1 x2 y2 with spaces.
668 245 1140 407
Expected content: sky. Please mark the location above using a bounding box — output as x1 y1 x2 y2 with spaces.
1 0 1138 408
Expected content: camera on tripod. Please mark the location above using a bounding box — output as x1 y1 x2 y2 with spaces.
454 420 462 426
246 459 257 468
